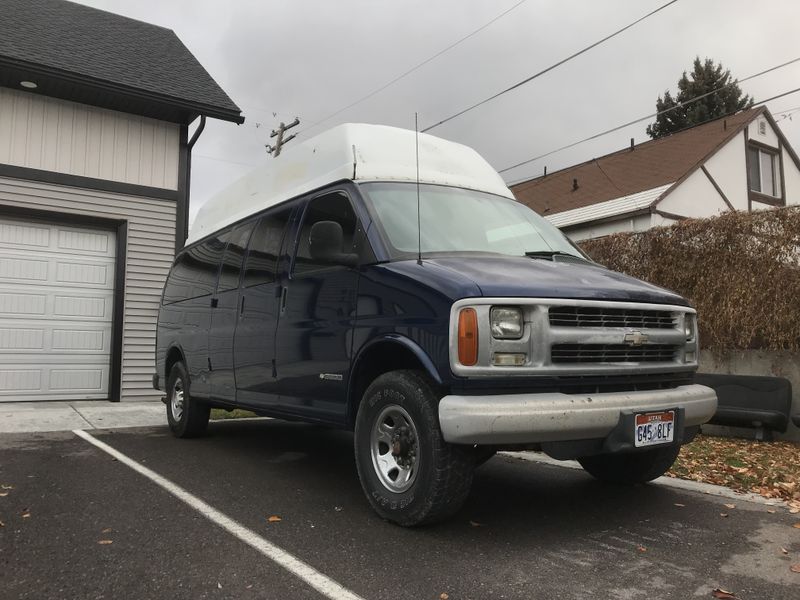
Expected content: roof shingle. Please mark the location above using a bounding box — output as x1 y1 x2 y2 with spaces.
511 108 763 216
0 0 241 121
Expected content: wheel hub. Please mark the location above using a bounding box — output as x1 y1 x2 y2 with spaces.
369 405 420 493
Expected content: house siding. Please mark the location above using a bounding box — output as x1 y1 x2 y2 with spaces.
0 88 180 190
657 168 730 218
702 131 748 211
0 176 175 401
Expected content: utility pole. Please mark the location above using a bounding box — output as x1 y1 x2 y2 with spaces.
266 117 300 157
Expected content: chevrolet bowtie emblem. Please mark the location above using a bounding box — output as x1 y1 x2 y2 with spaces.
623 331 649 346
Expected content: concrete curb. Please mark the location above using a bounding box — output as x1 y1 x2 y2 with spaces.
501 451 789 508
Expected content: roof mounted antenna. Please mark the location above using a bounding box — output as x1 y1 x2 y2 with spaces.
415 112 422 265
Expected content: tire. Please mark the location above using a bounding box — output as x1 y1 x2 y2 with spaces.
578 444 682 484
166 361 210 438
354 370 475 526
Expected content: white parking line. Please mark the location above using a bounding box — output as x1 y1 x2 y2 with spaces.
73 429 366 600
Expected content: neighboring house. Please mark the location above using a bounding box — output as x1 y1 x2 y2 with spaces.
511 107 800 241
0 0 242 402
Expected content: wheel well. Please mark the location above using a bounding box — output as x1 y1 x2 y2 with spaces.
347 341 439 428
165 347 184 381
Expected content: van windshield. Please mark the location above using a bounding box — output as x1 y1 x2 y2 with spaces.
359 182 585 260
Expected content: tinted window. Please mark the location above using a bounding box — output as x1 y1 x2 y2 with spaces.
293 192 359 276
217 222 255 292
162 237 225 304
243 205 294 287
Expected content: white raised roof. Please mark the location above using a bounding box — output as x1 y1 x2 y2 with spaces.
186 123 514 245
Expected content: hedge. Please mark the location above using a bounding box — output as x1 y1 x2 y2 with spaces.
579 206 800 351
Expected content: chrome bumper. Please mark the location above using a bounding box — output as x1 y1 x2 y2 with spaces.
438 384 717 445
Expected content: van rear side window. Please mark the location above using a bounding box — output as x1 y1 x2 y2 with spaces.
243 205 294 287
163 237 225 304
217 222 255 292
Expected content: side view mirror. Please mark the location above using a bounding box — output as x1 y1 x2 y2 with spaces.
309 221 359 267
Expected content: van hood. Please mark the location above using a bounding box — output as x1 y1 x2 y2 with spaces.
423 255 689 306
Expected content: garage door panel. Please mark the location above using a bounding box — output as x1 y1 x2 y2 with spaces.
0 216 115 401
0 221 50 247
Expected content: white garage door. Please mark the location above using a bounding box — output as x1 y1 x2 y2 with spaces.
0 217 116 401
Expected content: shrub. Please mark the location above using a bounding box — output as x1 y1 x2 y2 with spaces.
580 207 800 351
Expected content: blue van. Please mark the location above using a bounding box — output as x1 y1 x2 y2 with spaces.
154 124 717 526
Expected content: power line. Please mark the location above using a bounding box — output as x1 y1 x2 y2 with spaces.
500 56 800 177
297 0 528 137
422 0 680 133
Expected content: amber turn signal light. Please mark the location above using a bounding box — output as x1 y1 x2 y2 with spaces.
458 308 479 366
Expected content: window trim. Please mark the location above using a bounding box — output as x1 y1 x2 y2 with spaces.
746 139 785 207
288 188 365 278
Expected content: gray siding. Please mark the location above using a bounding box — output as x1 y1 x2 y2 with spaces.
0 175 175 401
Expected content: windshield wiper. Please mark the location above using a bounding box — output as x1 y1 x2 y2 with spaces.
524 250 578 259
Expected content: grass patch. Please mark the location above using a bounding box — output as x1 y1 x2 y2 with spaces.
210 408 259 420
668 434 800 509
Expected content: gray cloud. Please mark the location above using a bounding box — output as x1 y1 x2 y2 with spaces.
76 0 800 221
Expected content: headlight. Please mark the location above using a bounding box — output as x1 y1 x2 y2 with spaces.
490 306 523 339
684 315 696 340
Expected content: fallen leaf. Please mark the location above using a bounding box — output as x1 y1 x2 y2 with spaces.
793 522 800 529
0 492 8 497
674 503 686 507
440 594 449 600
217 583 222 589
97 540 113 545
246 584 253 589
21 511 30 519
267 515 281 523
791 508 800 514
790 564 800 573
767 509 777 514
0 519 4 527
637 546 647 552
711 588 737 599
101 528 112 533
334 506 343 512
1 485 13 490
469 520 484 527
724 503 736 510
720 513 729 518
780 547 789 555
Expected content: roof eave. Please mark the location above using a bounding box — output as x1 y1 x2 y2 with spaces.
0 56 244 125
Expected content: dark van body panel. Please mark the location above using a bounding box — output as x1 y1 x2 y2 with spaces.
155 181 693 430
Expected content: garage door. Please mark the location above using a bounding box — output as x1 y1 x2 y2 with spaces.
0 217 116 401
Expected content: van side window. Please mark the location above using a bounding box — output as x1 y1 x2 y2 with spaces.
162 237 225 304
293 192 359 276
243 205 294 287
217 222 255 292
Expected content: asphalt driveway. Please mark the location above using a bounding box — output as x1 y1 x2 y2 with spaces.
1 419 798 600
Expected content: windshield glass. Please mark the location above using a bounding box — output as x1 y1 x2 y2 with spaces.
359 182 584 260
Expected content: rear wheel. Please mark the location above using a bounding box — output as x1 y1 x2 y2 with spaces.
166 361 210 438
578 444 681 484
354 370 474 526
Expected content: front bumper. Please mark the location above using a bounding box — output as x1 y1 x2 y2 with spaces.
438 384 717 445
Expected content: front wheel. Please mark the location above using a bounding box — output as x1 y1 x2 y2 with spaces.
578 444 682 484
166 361 210 438
354 370 475 526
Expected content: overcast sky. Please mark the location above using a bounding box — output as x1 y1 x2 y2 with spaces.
76 0 800 222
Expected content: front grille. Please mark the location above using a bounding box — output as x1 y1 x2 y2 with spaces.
548 306 677 329
551 343 679 364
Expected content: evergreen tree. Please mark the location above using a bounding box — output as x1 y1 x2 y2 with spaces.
646 57 753 139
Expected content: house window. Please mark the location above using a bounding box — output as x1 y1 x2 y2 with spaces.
748 145 781 198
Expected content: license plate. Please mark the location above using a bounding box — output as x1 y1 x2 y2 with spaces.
634 410 675 447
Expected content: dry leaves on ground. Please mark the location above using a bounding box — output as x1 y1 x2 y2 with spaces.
97 540 113 545
266 515 282 523
711 588 737 599
790 564 800 573
669 435 800 505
